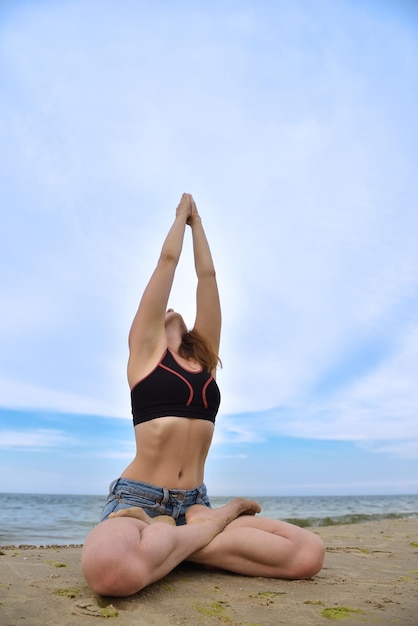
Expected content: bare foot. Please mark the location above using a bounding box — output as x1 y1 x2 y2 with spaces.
152 515 176 526
186 498 261 530
108 507 175 525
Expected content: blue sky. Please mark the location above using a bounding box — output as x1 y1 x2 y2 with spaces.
1 0 418 496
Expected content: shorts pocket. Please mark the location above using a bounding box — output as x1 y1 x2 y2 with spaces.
117 490 161 510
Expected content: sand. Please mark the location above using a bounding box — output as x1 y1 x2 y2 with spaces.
1 518 417 625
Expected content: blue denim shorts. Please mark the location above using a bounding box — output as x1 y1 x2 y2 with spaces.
100 478 211 526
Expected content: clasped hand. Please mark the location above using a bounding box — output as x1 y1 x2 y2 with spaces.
176 192 200 225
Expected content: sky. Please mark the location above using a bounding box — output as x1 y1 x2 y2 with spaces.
1 0 418 496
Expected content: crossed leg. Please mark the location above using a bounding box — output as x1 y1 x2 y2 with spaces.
81 498 261 597
187 514 325 579
106 505 325 580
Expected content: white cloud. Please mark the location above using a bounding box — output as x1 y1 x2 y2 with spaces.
0 428 75 450
357 440 418 461
214 323 418 459
212 419 265 446
0 377 129 419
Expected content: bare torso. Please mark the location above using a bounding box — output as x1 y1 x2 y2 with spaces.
121 416 214 489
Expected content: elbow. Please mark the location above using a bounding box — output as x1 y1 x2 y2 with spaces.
159 251 179 267
198 267 217 280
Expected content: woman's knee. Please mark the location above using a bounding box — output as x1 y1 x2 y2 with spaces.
81 520 148 596
292 532 325 579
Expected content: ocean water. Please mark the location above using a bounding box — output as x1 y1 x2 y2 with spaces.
0 492 417 547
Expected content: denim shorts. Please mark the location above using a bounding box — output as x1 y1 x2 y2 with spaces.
100 478 211 526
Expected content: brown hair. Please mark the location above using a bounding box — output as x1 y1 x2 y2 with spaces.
179 328 222 373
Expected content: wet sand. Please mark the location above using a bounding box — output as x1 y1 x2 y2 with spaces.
1 518 417 625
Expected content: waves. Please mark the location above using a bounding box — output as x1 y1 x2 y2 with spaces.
210 494 418 529
284 511 418 528
0 492 417 546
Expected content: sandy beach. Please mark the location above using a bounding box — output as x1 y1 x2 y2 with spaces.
1 518 417 625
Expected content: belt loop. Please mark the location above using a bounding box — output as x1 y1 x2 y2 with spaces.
196 484 204 504
109 478 119 494
161 488 170 506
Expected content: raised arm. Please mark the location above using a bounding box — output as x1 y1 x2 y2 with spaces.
188 197 221 355
127 194 191 384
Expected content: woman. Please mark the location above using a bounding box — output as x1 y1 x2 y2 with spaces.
81 193 324 597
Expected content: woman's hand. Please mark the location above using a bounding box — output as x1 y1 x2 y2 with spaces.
176 193 192 220
187 195 201 226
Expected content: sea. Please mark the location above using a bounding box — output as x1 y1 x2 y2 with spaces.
0 492 417 547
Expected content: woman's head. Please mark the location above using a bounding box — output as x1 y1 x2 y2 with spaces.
179 328 221 373
164 309 188 336
165 309 221 372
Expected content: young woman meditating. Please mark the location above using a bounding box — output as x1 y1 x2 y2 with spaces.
81 193 325 597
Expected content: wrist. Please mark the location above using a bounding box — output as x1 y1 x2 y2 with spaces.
188 215 202 227
175 212 189 224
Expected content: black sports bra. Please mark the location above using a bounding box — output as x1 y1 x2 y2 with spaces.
131 349 221 426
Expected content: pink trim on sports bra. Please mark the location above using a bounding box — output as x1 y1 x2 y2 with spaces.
159 362 194 406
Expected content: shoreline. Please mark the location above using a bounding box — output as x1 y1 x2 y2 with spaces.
1 513 417 550
1 518 417 625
